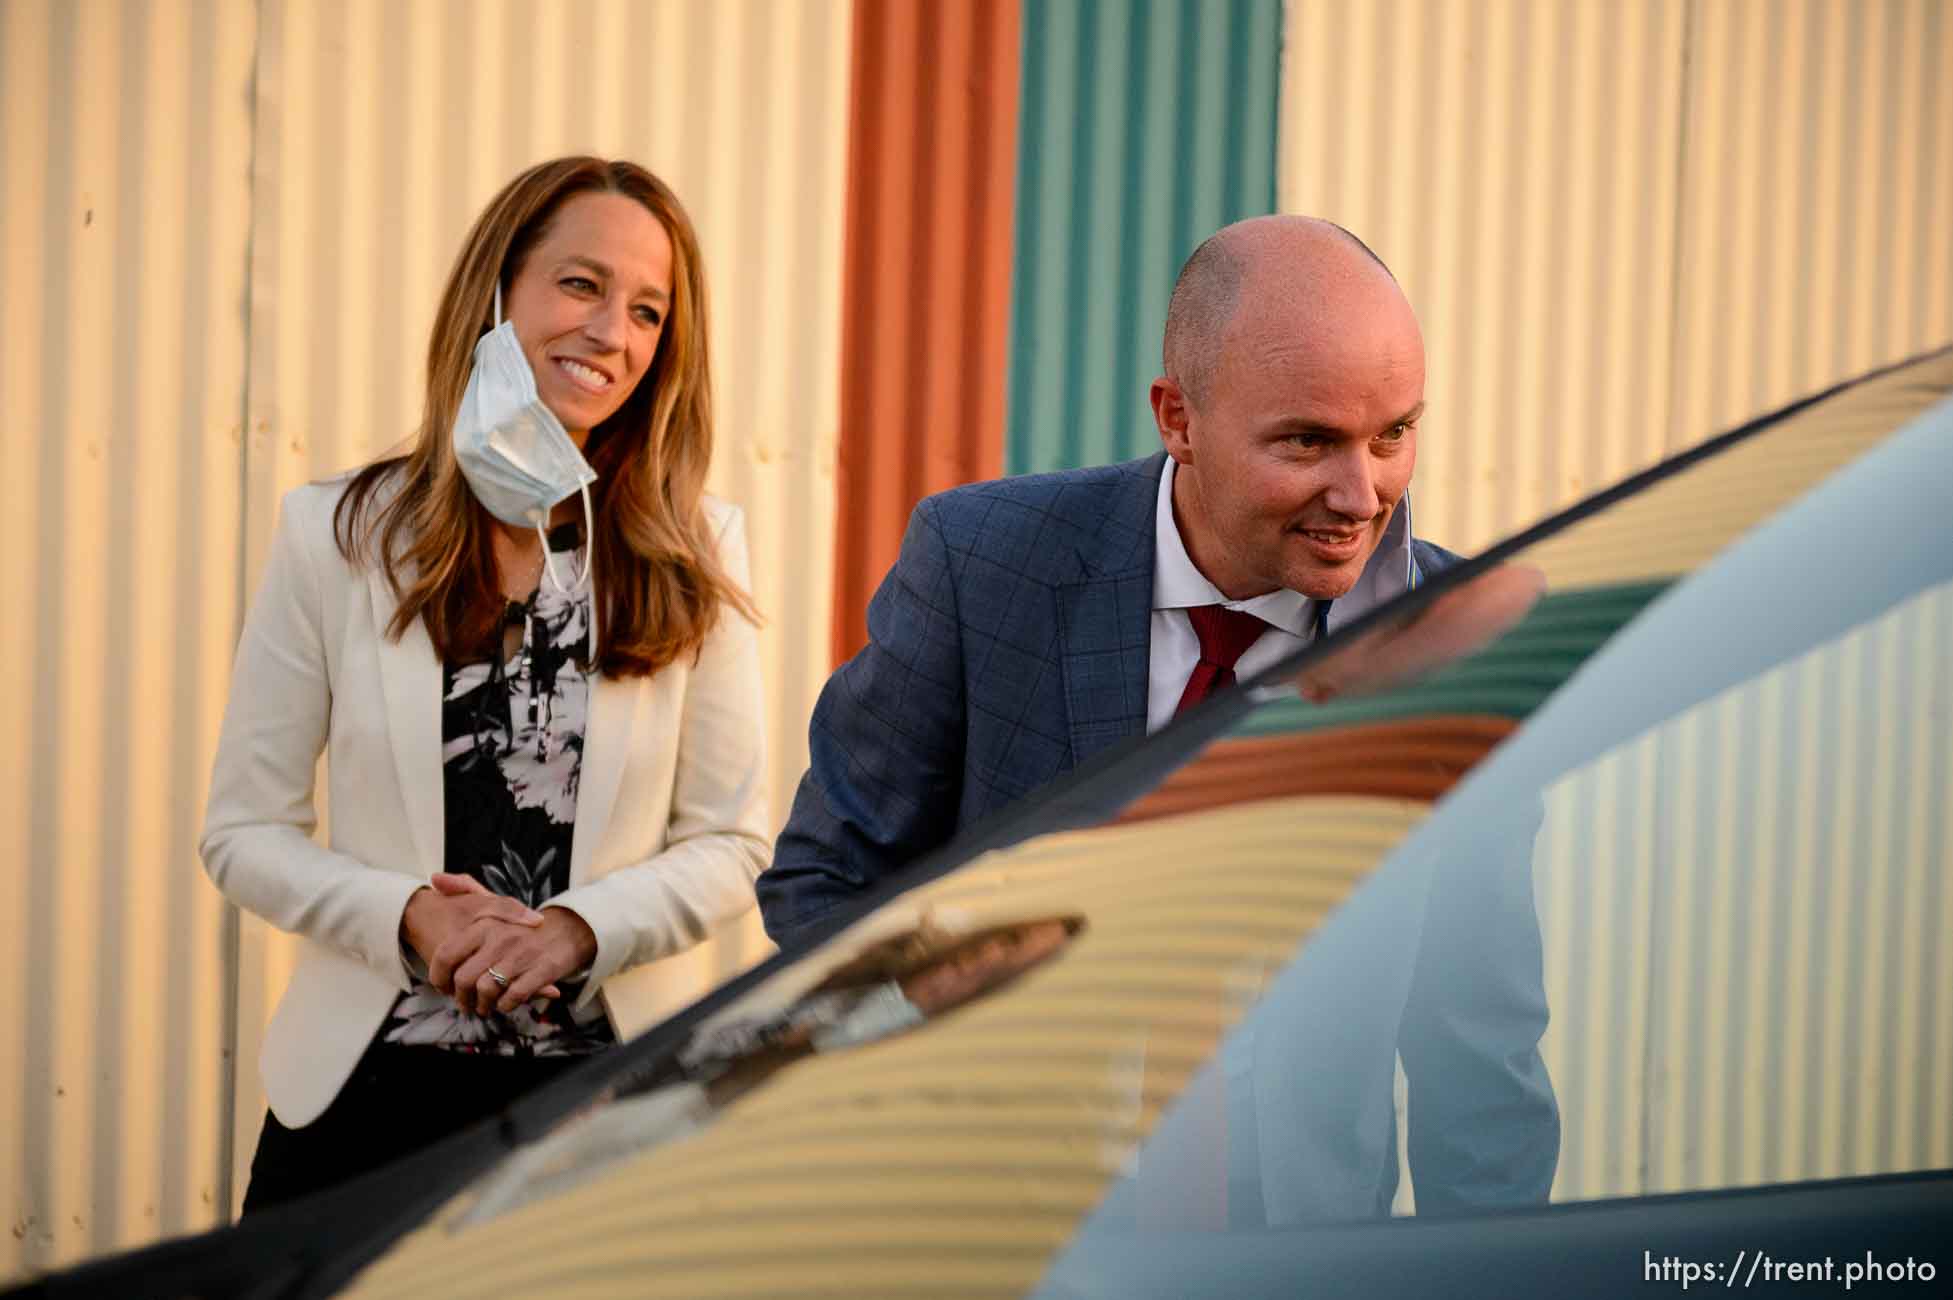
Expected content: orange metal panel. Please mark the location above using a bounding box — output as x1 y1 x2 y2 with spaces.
831 0 1021 665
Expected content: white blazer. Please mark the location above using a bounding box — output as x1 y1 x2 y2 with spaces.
200 480 771 1127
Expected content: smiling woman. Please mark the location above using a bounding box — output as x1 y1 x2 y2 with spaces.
197 157 770 1215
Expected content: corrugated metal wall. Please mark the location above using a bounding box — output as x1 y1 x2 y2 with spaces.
1005 0 1283 474
1538 582 1953 1200
1668 0 1953 450
4 0 853 1277
1 0 258 1272
829 0 1020 664
10 0 1951 1280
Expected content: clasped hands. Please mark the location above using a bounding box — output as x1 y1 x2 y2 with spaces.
400 872 599 1017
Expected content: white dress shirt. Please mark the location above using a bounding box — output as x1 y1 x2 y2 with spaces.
1145 457 1420 733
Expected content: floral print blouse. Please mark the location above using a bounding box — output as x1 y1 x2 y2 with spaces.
383 534 616 1056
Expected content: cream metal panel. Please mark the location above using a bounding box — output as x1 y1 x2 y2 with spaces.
1537 582 1953 1201
1280 0 1690 553
231 0 853 1211
0 0 258 1278
1668 0 1953 446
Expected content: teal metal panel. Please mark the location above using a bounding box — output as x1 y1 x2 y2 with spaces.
1005 0 1282 475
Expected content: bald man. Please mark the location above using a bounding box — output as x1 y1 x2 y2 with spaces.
759 217 1558 1219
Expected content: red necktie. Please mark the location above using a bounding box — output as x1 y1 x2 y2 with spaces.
1174 606 1269 715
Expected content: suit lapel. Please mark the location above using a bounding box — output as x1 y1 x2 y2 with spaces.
571 670 637 884
368 571 444 876
1055 455 1164 767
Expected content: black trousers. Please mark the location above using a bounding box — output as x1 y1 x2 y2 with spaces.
240 1036 586 1216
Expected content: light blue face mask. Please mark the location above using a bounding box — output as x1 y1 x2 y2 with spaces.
453 282 602 653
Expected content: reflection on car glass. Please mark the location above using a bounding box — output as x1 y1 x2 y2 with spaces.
1283 562 1546 705
455 916 1085 1228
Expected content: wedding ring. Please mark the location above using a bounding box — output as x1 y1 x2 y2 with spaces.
487 968 511 988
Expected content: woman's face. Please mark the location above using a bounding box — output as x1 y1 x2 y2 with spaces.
503 190 675 443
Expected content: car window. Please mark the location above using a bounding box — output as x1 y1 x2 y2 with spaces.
1537 576 1951 1204
330 352 1952 1300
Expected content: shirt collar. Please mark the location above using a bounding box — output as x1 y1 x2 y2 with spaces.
1151 456 1418 638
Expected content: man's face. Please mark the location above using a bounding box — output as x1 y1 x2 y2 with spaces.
1159 284 1425 601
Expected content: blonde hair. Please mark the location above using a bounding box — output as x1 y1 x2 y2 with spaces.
334 155 756 676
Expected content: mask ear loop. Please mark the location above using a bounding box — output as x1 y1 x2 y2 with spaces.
582 483 600 668
536 483 599 664
538 483 594 596
571 482 594 593
494 280 504 328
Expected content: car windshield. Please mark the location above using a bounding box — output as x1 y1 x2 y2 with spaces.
301 350 1953 1300
46 352 1950 1300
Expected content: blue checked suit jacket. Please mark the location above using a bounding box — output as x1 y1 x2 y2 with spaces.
762 452 1461 935
765 453 1163 932
759 452 1558 1218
